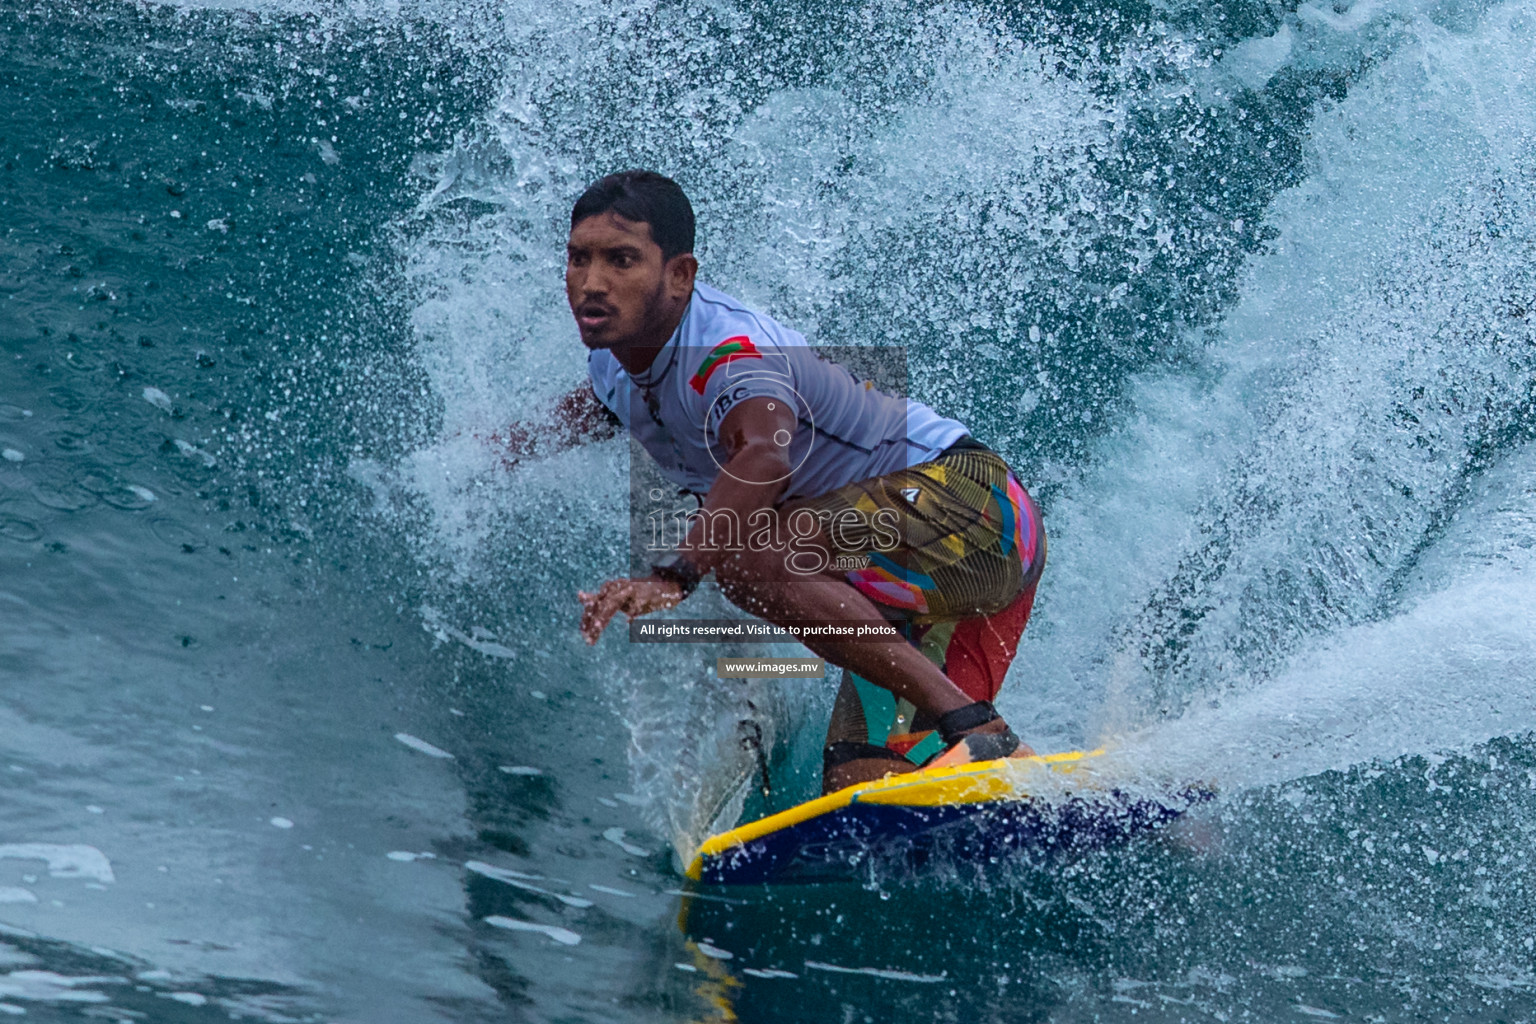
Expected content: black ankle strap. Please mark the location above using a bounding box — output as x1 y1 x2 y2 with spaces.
963 728 1021 762
937 700 1001 744
823 741 912 772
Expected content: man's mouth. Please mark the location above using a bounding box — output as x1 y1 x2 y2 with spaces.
576 304 615 331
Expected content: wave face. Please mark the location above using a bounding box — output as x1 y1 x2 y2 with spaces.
1 0 1533 1020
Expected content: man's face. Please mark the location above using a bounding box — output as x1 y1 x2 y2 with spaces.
566 211 670 351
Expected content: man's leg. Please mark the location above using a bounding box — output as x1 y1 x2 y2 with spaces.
822 582 1042 790
820 672 920 794
717 444 1044 776
944 582 1039 703
714 526 1029 773
715 548 989 723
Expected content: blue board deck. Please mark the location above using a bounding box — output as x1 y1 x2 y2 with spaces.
688 750 1211 886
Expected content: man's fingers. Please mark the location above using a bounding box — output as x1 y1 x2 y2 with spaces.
577 587 605 644
580 595 613 644
579 579 686 645
612 584 660 623
579 581 630 645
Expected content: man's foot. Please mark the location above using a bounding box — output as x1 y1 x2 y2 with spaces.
822 756 919 795
821 741 921 795
926 701 1036 768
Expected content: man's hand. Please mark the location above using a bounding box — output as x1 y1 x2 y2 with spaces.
484 383 621 471
578 576 688 644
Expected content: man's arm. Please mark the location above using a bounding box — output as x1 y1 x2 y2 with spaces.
487 382 621 468
678 396 795 574
577 396 794 643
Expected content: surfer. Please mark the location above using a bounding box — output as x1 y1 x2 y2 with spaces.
503 170 1046 793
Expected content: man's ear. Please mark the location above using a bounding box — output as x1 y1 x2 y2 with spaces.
666 253 699 300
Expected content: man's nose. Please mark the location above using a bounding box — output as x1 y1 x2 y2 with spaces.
580 262 611 296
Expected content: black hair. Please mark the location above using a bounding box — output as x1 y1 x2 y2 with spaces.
570 170 696 260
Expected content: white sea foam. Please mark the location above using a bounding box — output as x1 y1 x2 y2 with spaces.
599 828 647 858
466 861 592 908
1115 556 1536 792
0 970 118 1004
1020 0 1536 776
419 607 517 659
804 960 947 983
393 733 454 759
483 916 580 946
463 861 539 882
173 439 216 467
0 845 114 884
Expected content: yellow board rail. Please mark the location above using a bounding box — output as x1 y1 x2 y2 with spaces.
686 749 1104 881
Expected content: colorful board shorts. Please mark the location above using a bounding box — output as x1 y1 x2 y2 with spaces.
794 438 1047 766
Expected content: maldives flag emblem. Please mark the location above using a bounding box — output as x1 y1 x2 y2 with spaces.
689 336 761 394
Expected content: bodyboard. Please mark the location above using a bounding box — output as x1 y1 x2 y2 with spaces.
687 749 1210 885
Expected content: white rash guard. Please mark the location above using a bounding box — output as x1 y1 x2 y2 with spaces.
587 282 969 499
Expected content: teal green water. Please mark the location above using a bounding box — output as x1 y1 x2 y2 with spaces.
3 0 1536 1020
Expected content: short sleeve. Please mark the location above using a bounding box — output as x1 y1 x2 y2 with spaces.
684 335 798 441
587 350 624 420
